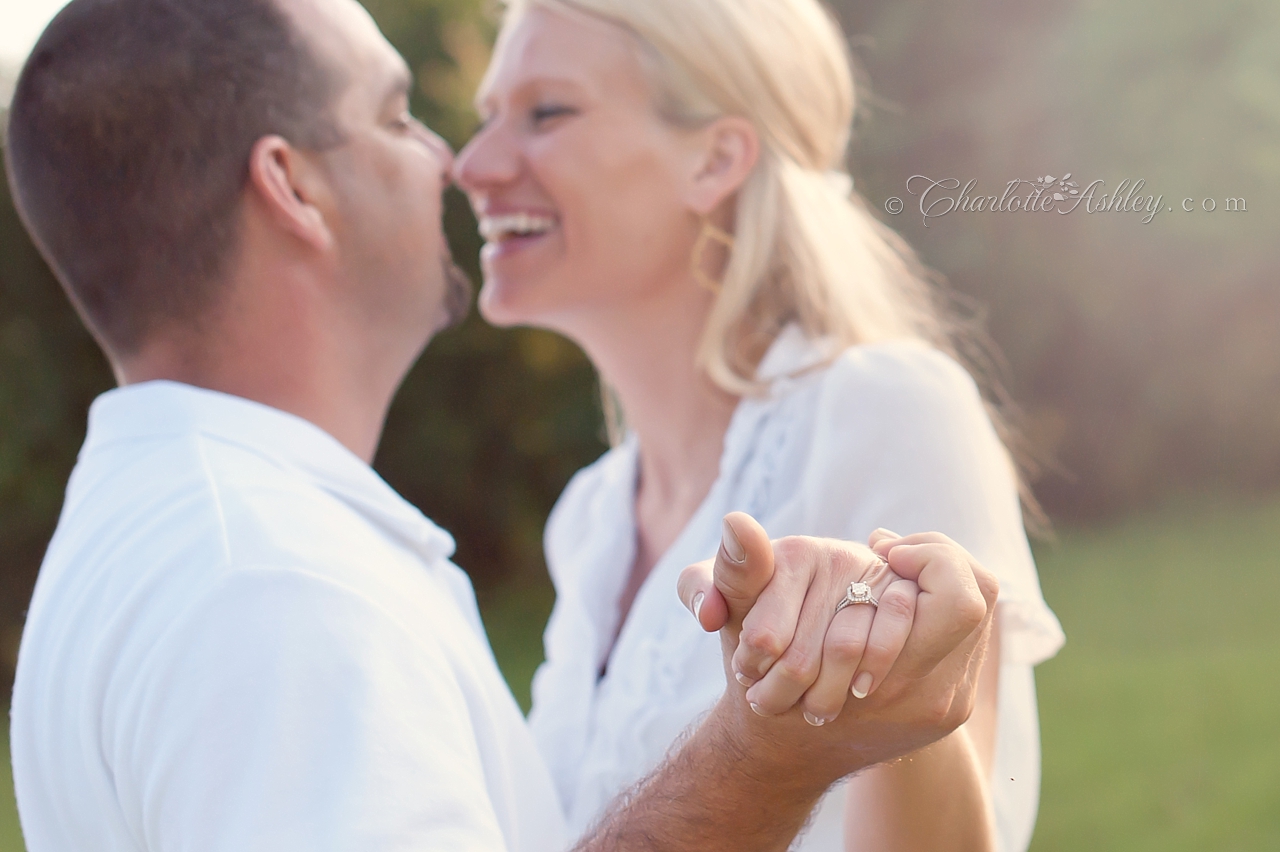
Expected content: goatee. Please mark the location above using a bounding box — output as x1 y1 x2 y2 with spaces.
440 258 473 330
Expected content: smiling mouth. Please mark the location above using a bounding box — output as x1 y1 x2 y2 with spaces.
477 212 558 243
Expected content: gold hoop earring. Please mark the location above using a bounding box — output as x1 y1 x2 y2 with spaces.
691 218 735 295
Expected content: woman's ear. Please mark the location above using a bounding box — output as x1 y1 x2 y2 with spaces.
683 115 760 216
245 135 335 252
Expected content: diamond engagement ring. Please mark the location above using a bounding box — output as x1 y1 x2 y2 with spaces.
834 581 879 615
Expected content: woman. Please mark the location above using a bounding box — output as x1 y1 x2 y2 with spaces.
453 0 1065 849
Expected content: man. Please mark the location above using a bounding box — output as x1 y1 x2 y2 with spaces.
4 0 996 849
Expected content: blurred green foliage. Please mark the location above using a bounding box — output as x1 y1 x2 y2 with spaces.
0 135 114 648
1 0 1278 681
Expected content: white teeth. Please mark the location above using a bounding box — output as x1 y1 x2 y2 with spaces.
478 213 557 242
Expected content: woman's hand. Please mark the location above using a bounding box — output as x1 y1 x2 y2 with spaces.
736 535 919 724
679 515 996 728
677 513 924 724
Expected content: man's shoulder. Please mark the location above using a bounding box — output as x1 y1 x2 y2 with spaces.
197 434 414 572
35 430 436 652
59 434 332 558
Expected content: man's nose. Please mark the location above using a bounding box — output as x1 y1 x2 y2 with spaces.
417 123 455 176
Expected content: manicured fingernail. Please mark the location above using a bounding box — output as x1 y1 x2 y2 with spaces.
749 702 767 716
874 527 901 539
721 518 746 563
851 672 873 699
803 712 828 727
734 670 756 687
692 592 704 620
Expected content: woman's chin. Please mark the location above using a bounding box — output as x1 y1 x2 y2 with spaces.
477 278 547 328
478 268 601 335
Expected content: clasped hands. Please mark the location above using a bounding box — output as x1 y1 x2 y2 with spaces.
677 512 998 786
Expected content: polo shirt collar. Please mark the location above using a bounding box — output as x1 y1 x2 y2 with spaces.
82 380 456 564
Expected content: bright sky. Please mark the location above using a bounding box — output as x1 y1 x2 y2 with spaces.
0 0 70 67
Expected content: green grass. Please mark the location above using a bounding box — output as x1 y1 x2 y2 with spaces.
1029 496 1280 851
1 494 1277 850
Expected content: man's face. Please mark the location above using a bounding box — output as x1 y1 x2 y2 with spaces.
283 0 471 346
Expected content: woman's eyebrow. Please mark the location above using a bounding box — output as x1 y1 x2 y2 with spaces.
473 73 588 112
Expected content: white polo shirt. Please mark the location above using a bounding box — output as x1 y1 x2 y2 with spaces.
10 381 568 852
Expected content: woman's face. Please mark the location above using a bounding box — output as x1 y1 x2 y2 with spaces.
453 5 708 333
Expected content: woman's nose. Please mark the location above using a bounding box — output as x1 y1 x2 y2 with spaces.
452 122 518 192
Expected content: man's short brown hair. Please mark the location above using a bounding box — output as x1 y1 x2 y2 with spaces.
5 0 344 355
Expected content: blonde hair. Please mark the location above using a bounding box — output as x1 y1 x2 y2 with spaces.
500 0 1044 524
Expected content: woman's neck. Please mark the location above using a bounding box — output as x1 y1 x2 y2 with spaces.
575 288 738 513
628 358 737 516
579 292 739 657
564 278 746 663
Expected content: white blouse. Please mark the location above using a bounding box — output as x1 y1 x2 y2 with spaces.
528 327 1065 852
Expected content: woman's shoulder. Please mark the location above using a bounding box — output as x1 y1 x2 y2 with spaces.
820 338 983 413
774 336 1015 547
729 335 998 513
791 338 991 455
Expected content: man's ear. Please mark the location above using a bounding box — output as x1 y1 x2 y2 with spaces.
245 135 335 251
682 116 760 216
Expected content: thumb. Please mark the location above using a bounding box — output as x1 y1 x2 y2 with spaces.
677 512 774 632
715 512 774 632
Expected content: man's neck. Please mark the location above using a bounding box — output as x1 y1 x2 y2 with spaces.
116 321 406 465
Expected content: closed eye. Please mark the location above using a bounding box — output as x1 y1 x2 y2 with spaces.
531 104 577 126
